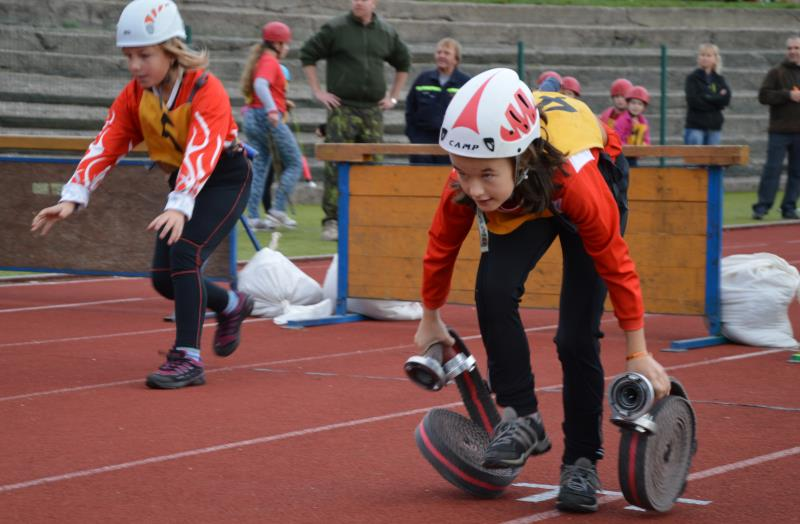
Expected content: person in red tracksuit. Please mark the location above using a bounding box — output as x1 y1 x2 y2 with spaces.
413 68 670 513
31 0 254 390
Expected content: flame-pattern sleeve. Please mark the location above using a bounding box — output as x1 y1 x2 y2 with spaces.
166 74 237 219
421 170 476 310
60 81 143 208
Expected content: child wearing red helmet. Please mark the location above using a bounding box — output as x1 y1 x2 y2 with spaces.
560 76 582 98
240 21 304 230
415 68 669 513
598 78 633 127
615 85 652 166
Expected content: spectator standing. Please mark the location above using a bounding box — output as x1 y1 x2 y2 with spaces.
598 78 632 127
752 36 800 221
300 0 411 241
405 37 470 164
240 22 303 230
684 43 731 146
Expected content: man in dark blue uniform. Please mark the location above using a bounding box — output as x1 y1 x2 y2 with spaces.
405 38 470 164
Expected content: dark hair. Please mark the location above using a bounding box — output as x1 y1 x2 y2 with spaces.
452 108 567 213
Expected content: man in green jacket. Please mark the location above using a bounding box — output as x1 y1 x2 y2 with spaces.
301 0 411 241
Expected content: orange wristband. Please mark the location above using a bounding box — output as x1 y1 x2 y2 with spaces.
626 350 650 361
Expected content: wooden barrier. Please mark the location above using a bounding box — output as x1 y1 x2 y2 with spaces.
0 140 235 281
316 143 749 349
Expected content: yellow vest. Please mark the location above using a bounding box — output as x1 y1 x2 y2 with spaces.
533 92 604 155
138 74 208 171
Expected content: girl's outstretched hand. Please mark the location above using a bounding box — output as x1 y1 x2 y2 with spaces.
31 202 77 236
148 209 187 245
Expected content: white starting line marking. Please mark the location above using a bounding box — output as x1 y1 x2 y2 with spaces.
512 482 711 508
253 368 408 382
501 446 800 523
0 297 149 313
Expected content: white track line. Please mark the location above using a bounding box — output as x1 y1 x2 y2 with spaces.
0 297 150 313
0 317 270 349
0 402 457 494
0 320 625 402
0 324 781 403
0 277 143 288
500 446 800 523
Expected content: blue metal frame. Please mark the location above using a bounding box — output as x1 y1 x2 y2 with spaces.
286 161 366 327
666 165 729 351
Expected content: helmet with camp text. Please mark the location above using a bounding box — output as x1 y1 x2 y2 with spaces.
626 85 651 105
116 0 186 47
610 78 633 98
439 68 540 159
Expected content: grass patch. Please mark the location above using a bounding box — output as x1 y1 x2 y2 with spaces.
416 0 799 7
237 204 336 261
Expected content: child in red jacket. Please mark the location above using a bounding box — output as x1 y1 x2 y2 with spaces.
31 0 254 389
415 68 669 513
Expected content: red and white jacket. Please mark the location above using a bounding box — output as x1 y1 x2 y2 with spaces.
60 69 238 219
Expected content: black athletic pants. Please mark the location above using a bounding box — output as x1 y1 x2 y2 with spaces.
151 150 251 350
475 217 607 464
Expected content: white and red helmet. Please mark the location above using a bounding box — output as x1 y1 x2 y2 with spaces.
439 68 540 159
116 0 186 47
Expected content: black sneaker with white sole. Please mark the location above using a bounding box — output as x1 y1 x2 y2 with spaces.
556 457 601 513
145 349 205 389
482 407 551 468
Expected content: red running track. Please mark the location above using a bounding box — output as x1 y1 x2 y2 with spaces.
0 227 798 523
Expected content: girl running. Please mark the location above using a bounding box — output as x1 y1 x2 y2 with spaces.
31 0 254 390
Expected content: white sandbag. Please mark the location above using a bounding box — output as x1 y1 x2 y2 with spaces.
273 299 334 325
720 252 800 348
322 255 423 320
238 248 324 318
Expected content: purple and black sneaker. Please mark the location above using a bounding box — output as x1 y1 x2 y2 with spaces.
146 349 205 389
213 291 254 357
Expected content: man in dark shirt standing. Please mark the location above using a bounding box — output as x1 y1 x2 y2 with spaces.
301 0 411 241
405 38 470 165
753 35 800 221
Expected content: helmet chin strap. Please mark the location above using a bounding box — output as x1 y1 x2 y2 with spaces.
514 155 528 186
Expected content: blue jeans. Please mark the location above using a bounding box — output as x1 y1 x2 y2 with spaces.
684 128 721 145
754 132 800 214
243 108 303 218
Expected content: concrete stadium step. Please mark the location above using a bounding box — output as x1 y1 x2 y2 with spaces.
1 2 797 51
0 46 777 95
1 24 786 70
0 70 773 120
4 0 799 32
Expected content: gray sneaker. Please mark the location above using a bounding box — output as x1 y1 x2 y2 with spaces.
268 209 298 228
556 457 601 513
321 220 338 241
482 407 551 468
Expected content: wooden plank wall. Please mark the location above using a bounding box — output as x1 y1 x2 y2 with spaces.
0 159 232 279
348 164 708 315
